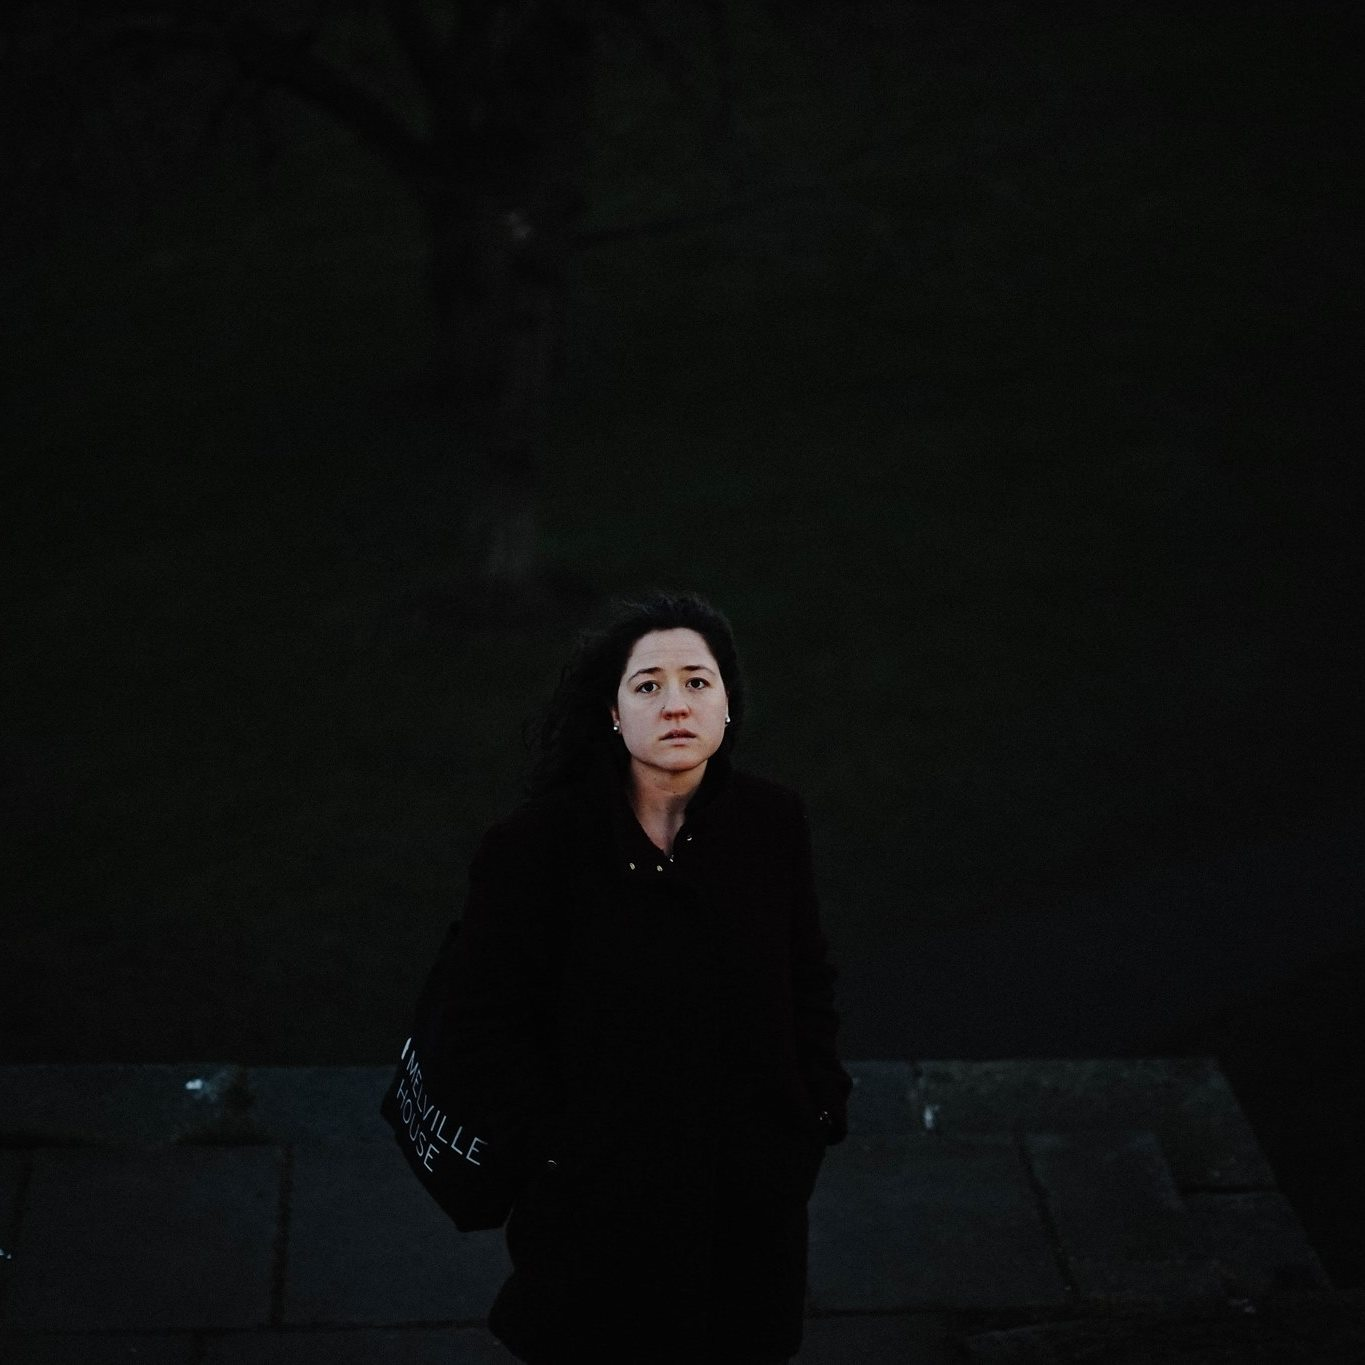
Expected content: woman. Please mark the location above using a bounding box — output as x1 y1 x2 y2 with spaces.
445 591 851 1364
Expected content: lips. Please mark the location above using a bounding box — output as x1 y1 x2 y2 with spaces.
662 729 696 740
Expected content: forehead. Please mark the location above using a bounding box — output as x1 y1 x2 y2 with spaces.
621 628 719 676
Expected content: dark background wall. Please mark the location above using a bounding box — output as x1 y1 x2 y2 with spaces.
3 0 1360 1279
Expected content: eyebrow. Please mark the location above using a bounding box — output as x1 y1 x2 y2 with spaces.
626 664 718 683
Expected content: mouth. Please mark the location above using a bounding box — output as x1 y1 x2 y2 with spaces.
662 730 696 740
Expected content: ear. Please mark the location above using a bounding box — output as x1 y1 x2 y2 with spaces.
610 703 620 725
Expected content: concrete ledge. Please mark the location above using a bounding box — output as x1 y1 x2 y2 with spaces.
913 1057 1274 1188
0 1152 26 1281
249 1068 395 1144
2 1058 1268 1169
0 1064 253 1147
0 1064 396 1148
0 1060 1342 1362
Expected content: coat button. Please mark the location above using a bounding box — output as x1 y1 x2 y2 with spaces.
628 862 635 871
545 1158 559 1171
655 864 664 872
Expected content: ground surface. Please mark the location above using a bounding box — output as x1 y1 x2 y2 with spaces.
5 1059 1364 1363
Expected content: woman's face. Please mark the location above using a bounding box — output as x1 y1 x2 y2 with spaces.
611 628 729 783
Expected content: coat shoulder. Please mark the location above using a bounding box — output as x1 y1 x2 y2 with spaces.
709 769 812 854
475 802 553 857
472 782 603 872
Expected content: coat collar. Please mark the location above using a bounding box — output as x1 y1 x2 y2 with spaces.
595 750 734 880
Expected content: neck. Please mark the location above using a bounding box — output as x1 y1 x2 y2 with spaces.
627 759 707 851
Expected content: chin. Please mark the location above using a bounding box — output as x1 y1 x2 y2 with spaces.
644 754 706 774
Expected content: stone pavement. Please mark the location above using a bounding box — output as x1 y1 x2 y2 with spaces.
1 1059 1361 1363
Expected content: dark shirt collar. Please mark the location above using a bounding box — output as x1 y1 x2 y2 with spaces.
597 749 733 876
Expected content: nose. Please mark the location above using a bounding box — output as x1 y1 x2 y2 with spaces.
660 683 691 716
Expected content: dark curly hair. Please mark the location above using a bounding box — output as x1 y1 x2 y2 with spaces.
527 590 746 797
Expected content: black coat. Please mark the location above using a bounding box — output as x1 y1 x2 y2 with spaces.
443 754 851 1363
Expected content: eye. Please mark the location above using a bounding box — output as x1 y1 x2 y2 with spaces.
635 680 659 694
685 677 710 689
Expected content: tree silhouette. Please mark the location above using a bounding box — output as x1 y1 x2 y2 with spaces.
7 0 754 600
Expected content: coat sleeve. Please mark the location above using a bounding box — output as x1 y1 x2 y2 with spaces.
789 795 853 1144
441 816 560 1181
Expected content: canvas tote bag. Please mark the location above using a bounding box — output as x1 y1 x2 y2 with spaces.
379 921 521 1231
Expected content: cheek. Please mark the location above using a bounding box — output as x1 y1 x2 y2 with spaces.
620 698 652 730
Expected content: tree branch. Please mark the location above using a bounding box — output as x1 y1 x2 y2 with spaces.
78 11 437 186
381 0 447 96
222 16 434 187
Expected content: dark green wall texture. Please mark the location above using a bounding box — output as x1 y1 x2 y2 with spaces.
4 2 1358 1084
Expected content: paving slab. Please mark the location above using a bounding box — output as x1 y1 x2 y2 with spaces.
797 1312 954 1364
917 1058 1274 1188
0 1333 197 1364
962 1293 1365 1363
1186 1191 1332 1296
0 1061 1333 1359
283 1141 511 1326
1024 1130 1223 1303
845 1061 917 1136
0 1147 280 1332
808 1133 1068 1313
204 1325 517 1364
